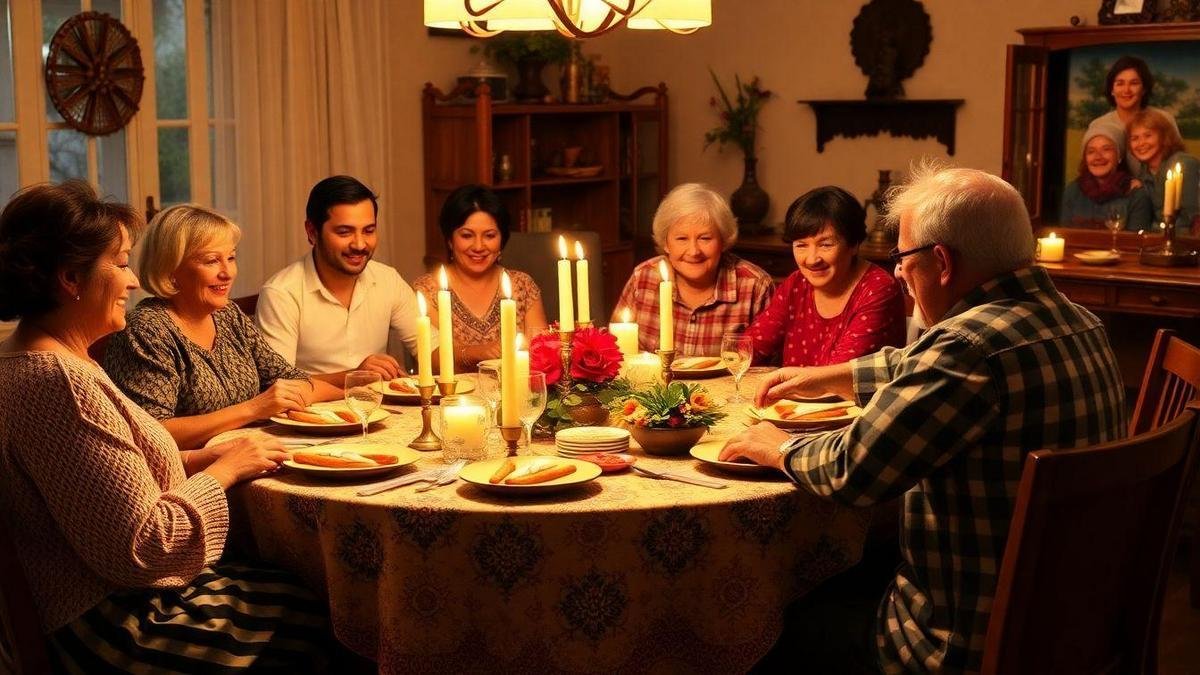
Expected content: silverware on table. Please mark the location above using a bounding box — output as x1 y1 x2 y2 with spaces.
632 464 727 489
415 459 468 493
280 436 355 448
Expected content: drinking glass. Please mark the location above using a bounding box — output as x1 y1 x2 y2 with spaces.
721 332 754 403
344 370 383 439
1105 208 1124 253
518 372 548 454
477 364 502 447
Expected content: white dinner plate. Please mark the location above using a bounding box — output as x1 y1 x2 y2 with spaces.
460 457 602 495
371 377 475 404
689 439 776 474
555 426 631 443
670 356 729 379
1073 250 1121 266
270 403 390 435
748 400 860 430
283 444 420 480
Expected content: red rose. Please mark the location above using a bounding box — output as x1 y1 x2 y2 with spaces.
528 332 562 386
570 327 623 383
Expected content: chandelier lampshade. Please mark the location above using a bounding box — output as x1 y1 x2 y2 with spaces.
424 0 711 37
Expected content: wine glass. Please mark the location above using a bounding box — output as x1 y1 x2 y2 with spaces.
1105 208 1124 254
519 372 549 454
344 370 383 439
477 364 502 447
721 332 754 403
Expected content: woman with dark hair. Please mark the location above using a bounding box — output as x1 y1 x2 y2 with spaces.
1060 118 1153 230
1093 55 1180 175
745 186 906 366
0 181 330 671
412 184 548 368
1128 107 1199 232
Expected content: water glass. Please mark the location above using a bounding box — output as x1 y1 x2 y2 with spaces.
344 370 383 438
721 332 754 403
1105 208 1124 253
518 372 548 454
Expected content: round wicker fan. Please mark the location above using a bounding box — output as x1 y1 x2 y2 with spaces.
44 11 145 136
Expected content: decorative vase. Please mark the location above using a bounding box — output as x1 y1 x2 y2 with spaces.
566 393 609 426
865 169 898 247
630 425 707 456
730 155 770 232
514 57 549 102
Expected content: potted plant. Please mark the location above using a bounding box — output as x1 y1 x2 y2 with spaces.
616 382 726 456
705 69 773 231
530 326 631 435
474 32 572 102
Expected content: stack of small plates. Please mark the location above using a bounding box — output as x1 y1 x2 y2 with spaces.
555 426 631 456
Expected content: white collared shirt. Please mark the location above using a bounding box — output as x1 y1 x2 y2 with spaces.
255 253 427 374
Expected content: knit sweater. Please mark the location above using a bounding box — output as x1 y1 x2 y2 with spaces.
0 350 229 632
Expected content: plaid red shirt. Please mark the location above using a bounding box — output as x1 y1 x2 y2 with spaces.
610 254 775 356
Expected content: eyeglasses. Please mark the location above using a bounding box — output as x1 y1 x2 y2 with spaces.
889 243 937 266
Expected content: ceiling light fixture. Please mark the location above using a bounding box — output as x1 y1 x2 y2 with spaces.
424 0 711 38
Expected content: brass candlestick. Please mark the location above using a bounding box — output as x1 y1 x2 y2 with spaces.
1141 212 1199 267
575 320 593 330
656 348 677 385
558 328 575 398
409 383 441 451
437 379 459 397
498 424 524 458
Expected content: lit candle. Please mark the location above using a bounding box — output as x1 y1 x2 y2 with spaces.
500 272 519 427
557 235 575 332
443 400 488 460
1037 232 1065 262
1164 168 1176 217
623 352 664 390
437 266 455 384
415 291 434 387
575 241 590 324
515 332 531 402
609 306 639 356
658 259 674 351
1173 162 1183 217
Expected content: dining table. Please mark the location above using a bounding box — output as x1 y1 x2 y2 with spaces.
214 370 873 674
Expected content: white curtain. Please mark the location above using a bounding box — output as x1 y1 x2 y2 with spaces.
210 0 395 297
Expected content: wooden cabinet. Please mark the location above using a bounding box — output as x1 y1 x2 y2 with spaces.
421 82 669 311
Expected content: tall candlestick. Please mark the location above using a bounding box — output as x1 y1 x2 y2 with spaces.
557 235 575 332
415 292 434 387
574 241 590 324
1165 168 1177 217
1173 162 1183 216
437 266 455 384
609 306 639 356
516 332 531 402
500 272 519 427
658 259 675 351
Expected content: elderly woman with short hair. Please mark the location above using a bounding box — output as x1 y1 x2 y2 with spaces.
0 181 329 671
104 204 340 448
611 183 774 356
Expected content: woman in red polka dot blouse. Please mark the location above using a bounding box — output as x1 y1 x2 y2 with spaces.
745 186 906 366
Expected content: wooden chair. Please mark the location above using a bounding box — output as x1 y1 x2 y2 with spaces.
1130 328 1200 608
0 517 50 674
981 404 1200 675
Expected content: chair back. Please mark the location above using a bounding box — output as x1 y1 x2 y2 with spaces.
504 231 605 324
0 517 50 674
233 293 259 318
981 404 1200 675
1131 329 1200 436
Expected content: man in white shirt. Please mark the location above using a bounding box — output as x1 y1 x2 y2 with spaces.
256 175 433 385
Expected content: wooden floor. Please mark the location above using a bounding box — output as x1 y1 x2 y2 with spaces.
1159 546 1200 674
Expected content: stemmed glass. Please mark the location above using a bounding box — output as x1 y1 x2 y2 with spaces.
1105 208 1124 254
518 372 548 454
721 332 754 403
477 364 502 446
344 370 383 439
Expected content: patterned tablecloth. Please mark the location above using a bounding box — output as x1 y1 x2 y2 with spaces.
217 372 871 673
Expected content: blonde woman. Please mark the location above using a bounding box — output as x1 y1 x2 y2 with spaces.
104 205 340 448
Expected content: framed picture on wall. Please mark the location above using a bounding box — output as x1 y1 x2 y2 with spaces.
1098 0 1156 24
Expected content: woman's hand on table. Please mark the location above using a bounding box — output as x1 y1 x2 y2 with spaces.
203 434 291 489
719 421 791 472
248 379 312 419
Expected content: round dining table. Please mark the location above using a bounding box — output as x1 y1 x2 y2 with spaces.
216 371 871 674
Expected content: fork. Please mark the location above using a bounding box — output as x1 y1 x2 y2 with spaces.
632 464 726 489
415 459 467 493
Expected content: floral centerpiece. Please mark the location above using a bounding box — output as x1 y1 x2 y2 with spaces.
530 326 631 435
704 68 773 230
616 382 726 455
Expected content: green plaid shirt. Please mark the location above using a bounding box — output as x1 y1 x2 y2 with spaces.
782 266 1126 674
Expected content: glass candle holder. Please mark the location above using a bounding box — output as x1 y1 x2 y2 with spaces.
438 394 491 463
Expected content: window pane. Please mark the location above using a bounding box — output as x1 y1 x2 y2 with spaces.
0 0 14 122
210 124 237 211
42 0 80 124
158 126 190 204
153 0 187 119
48 127 86 182
98 128 127 201
0 130 16 199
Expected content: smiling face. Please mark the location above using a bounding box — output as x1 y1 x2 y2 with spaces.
450 211 503 276
663 216 723 286
1111 68 1145 113
307 199 377 278
1129 124 1164 167
77 226 139 337
1084 135 1120 178
791 224 859 292
172 234 237 315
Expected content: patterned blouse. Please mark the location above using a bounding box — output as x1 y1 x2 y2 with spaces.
411 268 542 347
103 298 309 420
611 254 775 357
746 263 906 366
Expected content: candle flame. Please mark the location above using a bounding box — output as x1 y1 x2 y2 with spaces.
1048 232 1057 240
574 241 585 260
558 235 569 259
1176 161 1183 174
621 306 631 323
438 265 449 290
1167 168 1174 181
516 333 525 350
658 259 671 281
501 271 512 299
416 291 428 317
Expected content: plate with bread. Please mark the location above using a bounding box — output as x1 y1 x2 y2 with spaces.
371 376 475 404
671 356 729 378
270 403 390 434
283 444 419 479
689 439 776 474
747 399 860 430
459 457 602 495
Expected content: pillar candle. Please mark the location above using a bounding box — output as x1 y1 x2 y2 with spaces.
443 401 488 458
415 292 434 387
557 235 575 332
1164 168 1177 217
437 266 455 384
574 241 590 324
1173 162 1183 216
1037 232 1065 262
622 352 664 390
657 259 674 351
500 272 519 427
609 306 639 356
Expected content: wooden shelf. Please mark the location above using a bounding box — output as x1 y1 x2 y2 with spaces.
798 99 964 155
530 175 615 187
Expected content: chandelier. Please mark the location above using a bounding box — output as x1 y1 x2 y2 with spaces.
424 0 712 38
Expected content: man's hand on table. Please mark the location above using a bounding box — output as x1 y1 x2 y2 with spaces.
754 364 854 407
720 421 791 473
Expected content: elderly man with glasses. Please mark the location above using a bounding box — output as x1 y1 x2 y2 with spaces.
722 164 1126 674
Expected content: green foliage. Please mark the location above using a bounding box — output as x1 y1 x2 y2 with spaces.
704 68 772 157
472 31 572 66
538 378 632 434
620 382 725 429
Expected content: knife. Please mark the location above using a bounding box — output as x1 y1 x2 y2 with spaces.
356 467 442 496
632 464 726 489
415 459 468 492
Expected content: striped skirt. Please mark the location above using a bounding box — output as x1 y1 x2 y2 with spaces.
48 563 332 673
